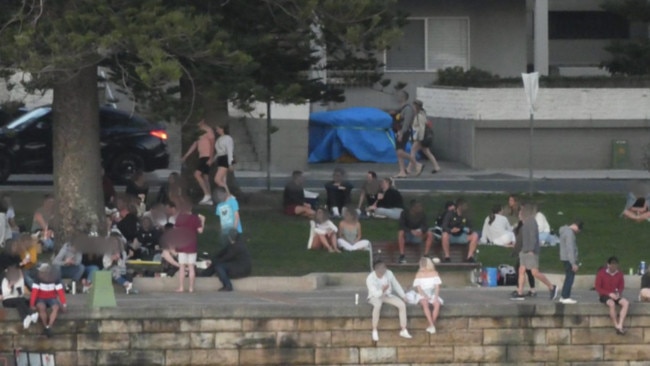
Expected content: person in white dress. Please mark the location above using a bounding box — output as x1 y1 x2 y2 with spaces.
413 257 444 334
366 260 412 341
480 205 515 247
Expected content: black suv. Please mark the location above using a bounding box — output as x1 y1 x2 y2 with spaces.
0 106 169 183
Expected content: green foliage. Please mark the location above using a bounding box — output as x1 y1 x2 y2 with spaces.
435 67 502 87
601 0 650 75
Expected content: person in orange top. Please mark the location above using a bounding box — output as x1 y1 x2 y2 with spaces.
29 264 66 338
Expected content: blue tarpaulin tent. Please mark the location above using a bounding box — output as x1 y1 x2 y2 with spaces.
308 107 397 163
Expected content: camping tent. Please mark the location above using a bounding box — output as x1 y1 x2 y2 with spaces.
308 107 397 163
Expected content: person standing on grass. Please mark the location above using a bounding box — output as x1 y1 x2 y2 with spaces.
595 257 629 334
182 119 215 205
366 260 412 342
214 187 242 247
392 90 420 178
174 198 204 293
511 204 558 301
558 220 583 304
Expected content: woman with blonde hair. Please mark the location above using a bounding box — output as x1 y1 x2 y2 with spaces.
408 100 441 174
413 257 444 334
337 206 371 251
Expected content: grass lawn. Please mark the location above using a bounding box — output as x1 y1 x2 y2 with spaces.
7 190 649 276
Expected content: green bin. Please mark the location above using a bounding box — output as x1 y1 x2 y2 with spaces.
612 139 630 169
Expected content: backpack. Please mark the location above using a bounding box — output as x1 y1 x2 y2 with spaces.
392 104 413 133
421 120 434 148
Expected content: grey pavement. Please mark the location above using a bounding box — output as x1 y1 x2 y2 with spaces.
2 161 649 193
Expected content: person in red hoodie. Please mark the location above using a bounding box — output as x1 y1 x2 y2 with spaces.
595 256 629 335
29 264 66 338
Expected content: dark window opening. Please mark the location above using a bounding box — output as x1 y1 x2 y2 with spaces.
549 11 630 40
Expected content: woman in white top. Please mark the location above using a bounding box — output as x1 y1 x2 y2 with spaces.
407 100 441 175
308 208 340 253
480 205 515 247
1 266 38 329
213 125 235 193
413 257 444 334
534 207 559 245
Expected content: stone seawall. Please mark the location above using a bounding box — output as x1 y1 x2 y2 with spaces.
1 302 649 365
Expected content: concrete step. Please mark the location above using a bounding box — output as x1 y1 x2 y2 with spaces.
236 161 261 171
132 274 326 292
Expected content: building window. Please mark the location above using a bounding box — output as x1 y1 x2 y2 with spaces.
385 18 469 72
549 11 629 40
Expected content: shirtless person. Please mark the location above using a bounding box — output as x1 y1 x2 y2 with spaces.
182 119 215 205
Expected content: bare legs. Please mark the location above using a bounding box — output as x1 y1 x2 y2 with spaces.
36 303 59 328
516 266 553 295
396 149 418 177
194 170 211 198
398 231 433 256
607 298 629 332
419 299 441 328
295 204 315 219
214 167 229 193
311 233 340 253
409 142 440 172
176 264 196 292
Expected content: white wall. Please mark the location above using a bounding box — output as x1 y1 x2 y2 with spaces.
418 86 650 120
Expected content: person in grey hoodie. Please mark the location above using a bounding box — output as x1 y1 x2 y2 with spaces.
559 220 583 304
511 204 558 301
52 242 85 284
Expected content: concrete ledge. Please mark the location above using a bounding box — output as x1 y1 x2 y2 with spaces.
133 274 327 293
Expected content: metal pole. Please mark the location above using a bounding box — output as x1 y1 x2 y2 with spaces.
266 100 272 191
529 112 534 196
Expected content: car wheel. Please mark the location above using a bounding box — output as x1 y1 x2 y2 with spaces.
110 153 144 183
0 153 11 183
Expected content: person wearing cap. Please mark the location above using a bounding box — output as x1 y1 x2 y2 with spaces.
595 256 629 335
558 219 583 304
408 99 441 174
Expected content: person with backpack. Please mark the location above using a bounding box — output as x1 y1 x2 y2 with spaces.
408 100 441 174
392 91 420 178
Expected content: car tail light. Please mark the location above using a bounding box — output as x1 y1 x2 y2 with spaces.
150 130 168 140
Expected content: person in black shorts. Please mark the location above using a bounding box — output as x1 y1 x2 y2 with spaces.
182 119 215 205
595 257 629 334
392 91 420 178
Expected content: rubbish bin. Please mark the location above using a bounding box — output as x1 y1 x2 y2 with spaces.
612 139 630 169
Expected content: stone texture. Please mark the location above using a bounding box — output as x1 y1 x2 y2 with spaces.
190 350 239 365
243 318 298 332
396 346 454 363
97 350 165 366
507 346 558 362
131 333 190 350
200 319 242 332
214 332 277 349
0 335 13 351
483 329 546 345
165 350 194 366
453 346 506 363
78 333 130 351
545 328 570 345
571 328 644 345
296 331 332 347
331 330 374 347
468 317 521 329
190 332 216 349
604 345 650 361
98 320 142 333
314 348 359 364
359 347 397 364
142 319 180 333
558 345 603 362
430 329 483 346
239 349 314 365
14 334 75 352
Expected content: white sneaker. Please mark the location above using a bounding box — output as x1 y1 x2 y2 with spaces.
399 329 412 339
199 196 213 205
30 313 39 324
371 329 379 342
559 298 577 304
426 325 436 334
23 315 32 329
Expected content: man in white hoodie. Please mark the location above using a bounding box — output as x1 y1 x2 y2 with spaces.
366 260 412 341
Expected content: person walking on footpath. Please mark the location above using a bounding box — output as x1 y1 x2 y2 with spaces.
408 100 441 174
366 260 412 342
511 204 558 301
558 220 583 304
595 256 629 334
392 91 420 178
212 125 235 193
182 119 216 205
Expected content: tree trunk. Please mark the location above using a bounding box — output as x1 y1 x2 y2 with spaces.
52 66 104 244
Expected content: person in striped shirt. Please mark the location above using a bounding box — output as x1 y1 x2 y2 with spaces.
29 264 66 338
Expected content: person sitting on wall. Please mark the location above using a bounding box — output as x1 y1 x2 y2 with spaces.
31 194 56 251
595 256 629 335
283 170 315 218
397 201 433 264
366 260 412 342
440 198 478 263
201 230 252 292
366 178 404 220
431 201 455 240
324 168 353 219
640 267 650 302
480 205 515 247
622 191 650 222
51 242 85 289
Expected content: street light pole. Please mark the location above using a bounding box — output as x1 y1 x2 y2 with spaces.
529 111 534 196
266 99 272 191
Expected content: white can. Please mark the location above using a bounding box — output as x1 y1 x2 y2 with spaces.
355 293 359 305
71 282 76 295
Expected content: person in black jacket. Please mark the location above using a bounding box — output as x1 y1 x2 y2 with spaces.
324 168 353 218
202 230 251 292
367 178 404 220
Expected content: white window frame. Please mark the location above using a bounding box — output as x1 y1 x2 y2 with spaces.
383 17 471 72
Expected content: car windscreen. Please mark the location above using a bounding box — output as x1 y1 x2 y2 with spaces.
5 107 51 130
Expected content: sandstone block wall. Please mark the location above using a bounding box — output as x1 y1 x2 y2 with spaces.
0 304 649 365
